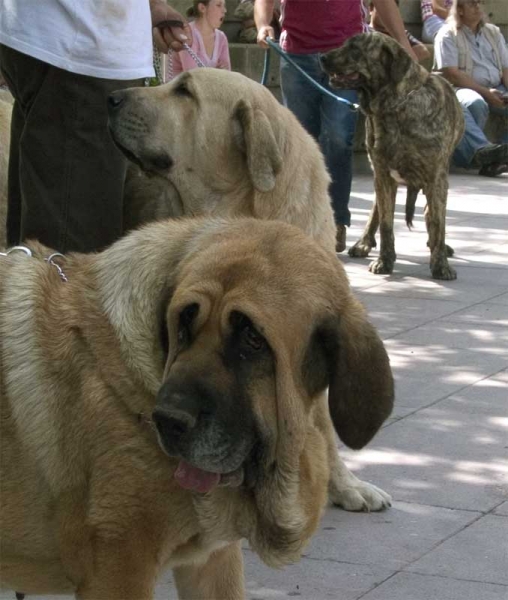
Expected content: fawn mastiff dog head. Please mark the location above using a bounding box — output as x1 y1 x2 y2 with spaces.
107 69 337 252
0 218 393 597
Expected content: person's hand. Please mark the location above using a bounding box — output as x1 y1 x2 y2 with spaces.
257 25 275 49
150 1 192 53
485 88 506 108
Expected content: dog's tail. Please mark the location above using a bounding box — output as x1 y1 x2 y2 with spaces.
405 186 420 229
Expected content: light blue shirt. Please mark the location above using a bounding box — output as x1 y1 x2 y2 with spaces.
434 24 508 88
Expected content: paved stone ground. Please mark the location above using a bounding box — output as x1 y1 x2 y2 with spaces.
1 172 506 599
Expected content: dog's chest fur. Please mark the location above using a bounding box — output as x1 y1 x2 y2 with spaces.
363 77 462 188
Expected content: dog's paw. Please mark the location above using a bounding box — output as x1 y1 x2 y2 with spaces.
329 478 392 512
431 263 457 280
348 240 373 258
369 258 394 275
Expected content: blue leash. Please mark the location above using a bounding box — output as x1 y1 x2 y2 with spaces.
261 37 359 112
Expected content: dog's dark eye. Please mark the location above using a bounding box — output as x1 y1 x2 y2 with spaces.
178 303 199 345
174 82 193 98
242 324 264 351
230 311 266 354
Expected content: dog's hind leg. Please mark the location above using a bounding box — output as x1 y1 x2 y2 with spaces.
424 173 457 280
369 171 397 275
424 204 454 257
349 202 379 258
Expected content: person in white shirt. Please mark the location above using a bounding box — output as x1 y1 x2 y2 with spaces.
434 0 508 177
0 1 189 252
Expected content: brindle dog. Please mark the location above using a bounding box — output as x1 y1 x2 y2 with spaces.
321 33 464 280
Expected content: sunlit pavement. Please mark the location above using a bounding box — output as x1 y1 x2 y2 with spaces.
2 172 506 599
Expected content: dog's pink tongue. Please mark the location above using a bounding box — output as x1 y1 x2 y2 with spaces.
174 460 220 493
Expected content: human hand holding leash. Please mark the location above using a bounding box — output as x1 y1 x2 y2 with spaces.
257 25 275 48
150 0 192 52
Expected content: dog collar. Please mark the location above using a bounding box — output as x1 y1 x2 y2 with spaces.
0 245 68 282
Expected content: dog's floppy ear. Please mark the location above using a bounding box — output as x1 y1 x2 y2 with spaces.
379 35 413 84
315 309 394 450
234 99 283 192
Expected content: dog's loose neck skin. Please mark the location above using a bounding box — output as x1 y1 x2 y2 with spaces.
360 61 429 116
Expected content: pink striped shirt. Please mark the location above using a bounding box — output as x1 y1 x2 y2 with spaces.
168 20 231 79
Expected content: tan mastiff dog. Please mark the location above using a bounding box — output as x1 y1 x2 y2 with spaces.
108 70 392 512
0 218 393 598
109 68 338 253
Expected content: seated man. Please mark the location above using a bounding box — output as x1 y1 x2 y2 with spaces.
434 0 508 177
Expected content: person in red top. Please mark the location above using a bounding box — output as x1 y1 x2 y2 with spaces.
255 0 417 252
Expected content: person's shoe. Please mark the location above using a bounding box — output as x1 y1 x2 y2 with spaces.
336 224 347 253
478 162 508 177
472 144 508 168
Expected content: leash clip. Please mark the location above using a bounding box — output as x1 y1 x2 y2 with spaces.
0 245 33 257
45 252 68 283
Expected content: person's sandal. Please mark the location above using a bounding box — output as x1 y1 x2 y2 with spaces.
478 163 508 177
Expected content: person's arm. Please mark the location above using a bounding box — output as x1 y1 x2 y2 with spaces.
371 0 418 61
255 0 276 48
503 68 508 92
217 31 232 70
431 0 450 20
413 41 431 62
149 0 192 53
441 67 506 108
498 34 508 89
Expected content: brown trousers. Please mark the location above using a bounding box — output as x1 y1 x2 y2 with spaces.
0 45 142 253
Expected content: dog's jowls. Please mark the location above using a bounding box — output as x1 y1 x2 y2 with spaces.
321 32 464 280
0 218 394 598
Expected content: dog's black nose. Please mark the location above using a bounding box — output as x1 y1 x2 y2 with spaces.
153 406 197 442
108 91 125 111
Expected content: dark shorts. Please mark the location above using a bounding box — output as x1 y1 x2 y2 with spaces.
0 44 143 253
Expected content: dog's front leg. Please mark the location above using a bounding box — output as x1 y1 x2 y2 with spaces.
173 541 245 600
349 201 379 258
424 173 457 280
75 538 158 600
369 170 397 275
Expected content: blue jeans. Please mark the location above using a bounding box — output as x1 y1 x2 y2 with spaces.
453 85 508 168
280 53 358 227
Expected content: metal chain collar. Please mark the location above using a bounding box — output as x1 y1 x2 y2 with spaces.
0 245 68 282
